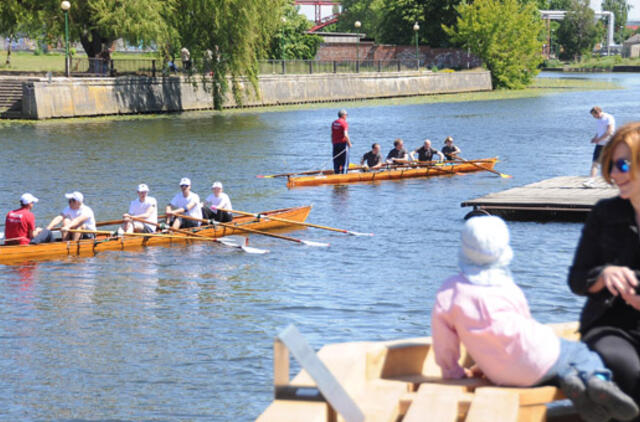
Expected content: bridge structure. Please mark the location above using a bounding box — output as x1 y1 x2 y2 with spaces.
294 0 342 32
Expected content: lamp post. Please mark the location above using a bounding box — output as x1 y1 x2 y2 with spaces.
413 22 420 70
354 20 361 72
281 16 286 60
61 1 71 77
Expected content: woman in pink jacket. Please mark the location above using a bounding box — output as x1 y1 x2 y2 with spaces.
431 216 638 422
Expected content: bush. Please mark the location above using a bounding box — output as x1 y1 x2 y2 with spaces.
70 47 77 56
431 65 439 72
33 48 43 56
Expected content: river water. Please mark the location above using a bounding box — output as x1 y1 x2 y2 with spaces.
0 72 638 420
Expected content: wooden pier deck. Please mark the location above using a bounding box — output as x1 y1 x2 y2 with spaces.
461 176 618 221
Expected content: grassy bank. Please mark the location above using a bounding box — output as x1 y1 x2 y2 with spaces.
544 55 640 71
0 50 155 72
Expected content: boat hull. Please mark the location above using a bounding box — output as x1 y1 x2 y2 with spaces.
0 206 312 265
286 158 498 188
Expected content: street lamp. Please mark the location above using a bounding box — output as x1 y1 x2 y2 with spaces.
413 22 420 70
61 1 71 77
354 20 361 72
281 16 287 61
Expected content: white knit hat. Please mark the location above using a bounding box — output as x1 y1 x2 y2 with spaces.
459 216 513 286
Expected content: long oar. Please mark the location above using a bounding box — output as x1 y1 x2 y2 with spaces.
258 164 364 178
129 216 268 254
177 214 330 247
216 207 374 237
452 157 512 178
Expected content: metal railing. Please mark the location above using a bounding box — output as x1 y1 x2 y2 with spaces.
66 57 424 78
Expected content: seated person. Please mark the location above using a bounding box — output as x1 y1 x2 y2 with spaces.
4 193 42 245
360 143 384 170
123 184 157 233
386 139 409 164
46 191 96 241
410 139 444 162
442 136 461 160
166 177 202 229
202 181 233 223
432 216 639 422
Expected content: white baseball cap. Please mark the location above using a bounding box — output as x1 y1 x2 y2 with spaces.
65 191 84 203
20 193 39 205
137 183 149 192
211 181 223 189
179 177 191 186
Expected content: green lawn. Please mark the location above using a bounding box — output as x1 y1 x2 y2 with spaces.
545 55 640 70
0 50 158 73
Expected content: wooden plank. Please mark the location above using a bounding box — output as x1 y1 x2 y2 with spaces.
276 325 365 422
465 388 519 422
404 384 468 422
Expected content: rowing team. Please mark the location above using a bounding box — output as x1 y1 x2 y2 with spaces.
3 177 233 246
360 137 461 170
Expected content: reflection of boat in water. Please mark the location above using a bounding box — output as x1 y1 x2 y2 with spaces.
0 206 311 265
258 322 580 422
286 158 498 188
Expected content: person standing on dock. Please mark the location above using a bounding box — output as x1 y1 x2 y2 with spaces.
360 143 384 170
331 109 352 174
4 193 42 245
584 106 615 188
166 178 202 229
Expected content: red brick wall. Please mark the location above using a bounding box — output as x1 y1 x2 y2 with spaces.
314 43 482 69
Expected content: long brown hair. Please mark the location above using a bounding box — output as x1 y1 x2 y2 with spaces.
601 122 640 183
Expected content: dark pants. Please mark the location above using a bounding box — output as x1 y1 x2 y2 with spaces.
584 328 640 408
333 143 349 174
168 216 200 229
202 207 233 223
30 228 54 244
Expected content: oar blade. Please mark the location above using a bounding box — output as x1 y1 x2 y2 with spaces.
241 245 270 254
302 240 330 247
218 235 269 254
347 231 374 237
256 175 274 179
500 173 513 178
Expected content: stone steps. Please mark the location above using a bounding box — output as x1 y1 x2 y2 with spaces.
0 78 28 117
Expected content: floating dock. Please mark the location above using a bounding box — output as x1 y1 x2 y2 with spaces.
461 176 618 221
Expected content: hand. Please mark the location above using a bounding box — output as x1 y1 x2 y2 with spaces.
621 289 640 310
598 265 638 296
464 364 483 378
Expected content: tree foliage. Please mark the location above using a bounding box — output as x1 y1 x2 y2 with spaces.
601 0 629 43
269 5 323 60
0 0 42 64
556 0 599 60
444 0 544 89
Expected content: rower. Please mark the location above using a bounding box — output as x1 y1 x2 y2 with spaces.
166 177 202 229
360 143 384 170
441 136 461 160
202 181 233 223
46 191 97 241
123 184 157 233
4 193 42 245
386 139 409 164
410 139 444 162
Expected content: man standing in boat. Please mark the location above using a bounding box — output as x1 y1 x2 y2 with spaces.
166 178 202 229
360 143 384 170
410 139 444 162
123 184 157 233
331 109 352 174
4 193 42 245
386 139 410 164
584 106 615 188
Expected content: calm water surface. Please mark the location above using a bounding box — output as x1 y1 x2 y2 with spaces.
0 72 638 420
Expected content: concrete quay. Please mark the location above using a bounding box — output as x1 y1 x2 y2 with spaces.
13 71 492 119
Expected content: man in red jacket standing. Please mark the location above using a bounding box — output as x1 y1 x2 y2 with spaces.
4 193 42 245
331 109 352 174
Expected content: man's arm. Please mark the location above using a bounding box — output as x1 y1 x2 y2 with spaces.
344 130 352 148
409 150 417 161
46 215 63 230
436 150 445 161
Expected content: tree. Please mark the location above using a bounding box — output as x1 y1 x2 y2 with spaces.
270 5 323 60
601 0 629 43
0 0 41 65
444 0 544 89
169 0 286 109
556 0 599 60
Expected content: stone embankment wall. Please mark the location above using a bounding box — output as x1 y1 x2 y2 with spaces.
22 71 492 120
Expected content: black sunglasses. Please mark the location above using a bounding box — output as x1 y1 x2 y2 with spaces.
180 184 189 188
611 158 631 173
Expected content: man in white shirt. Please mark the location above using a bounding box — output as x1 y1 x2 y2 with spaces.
165 177 202 229
123 184 157 233
46 191 96 241
584 106 615 188
202 181 233 223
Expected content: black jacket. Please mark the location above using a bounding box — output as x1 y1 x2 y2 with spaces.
568 196 640 334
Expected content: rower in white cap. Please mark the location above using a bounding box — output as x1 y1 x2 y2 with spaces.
3 193 42 245
46 191 96 241
202 181 233 223
122 183 158 233
165 177 202 230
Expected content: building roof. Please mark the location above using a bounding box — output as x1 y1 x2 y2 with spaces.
624 33 640 44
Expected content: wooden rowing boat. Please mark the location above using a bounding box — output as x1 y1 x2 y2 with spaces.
258 322 581 422
286 158 499 188
0 205 311 265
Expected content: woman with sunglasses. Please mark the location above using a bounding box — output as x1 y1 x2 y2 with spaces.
569 122 640 410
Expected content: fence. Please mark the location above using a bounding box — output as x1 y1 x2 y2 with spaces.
66 57 425 78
